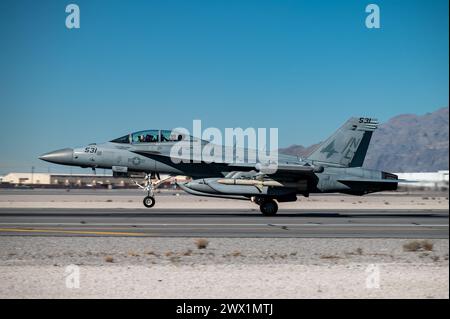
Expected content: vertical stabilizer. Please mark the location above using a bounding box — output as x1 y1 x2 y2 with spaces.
306 117 378 167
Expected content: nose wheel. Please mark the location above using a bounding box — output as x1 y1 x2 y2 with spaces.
143 196 155 208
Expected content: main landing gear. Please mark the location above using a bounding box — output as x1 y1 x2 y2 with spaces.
133 173 172 208
252 197 279 216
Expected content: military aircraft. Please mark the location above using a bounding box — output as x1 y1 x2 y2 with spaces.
39 117 399 216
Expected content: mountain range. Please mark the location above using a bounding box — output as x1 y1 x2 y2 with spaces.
279 107 449 172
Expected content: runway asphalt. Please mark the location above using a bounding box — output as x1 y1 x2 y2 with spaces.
0 208 447 238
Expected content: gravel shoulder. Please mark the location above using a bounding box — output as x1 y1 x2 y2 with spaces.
1 237 448 266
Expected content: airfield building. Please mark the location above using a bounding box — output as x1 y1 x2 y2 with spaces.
0 172 188 189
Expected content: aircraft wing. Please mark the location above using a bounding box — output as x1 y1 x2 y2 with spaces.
227 163 316 172
227 163 318 182
134 150 318 181
264 163 317 174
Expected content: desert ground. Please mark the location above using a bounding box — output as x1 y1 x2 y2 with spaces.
0 188 447 298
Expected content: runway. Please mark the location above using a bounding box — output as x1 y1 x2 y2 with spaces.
0 208 447 238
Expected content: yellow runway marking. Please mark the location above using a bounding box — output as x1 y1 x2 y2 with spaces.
0 228 149 236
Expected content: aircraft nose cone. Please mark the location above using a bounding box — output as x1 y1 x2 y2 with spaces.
39 148 74 164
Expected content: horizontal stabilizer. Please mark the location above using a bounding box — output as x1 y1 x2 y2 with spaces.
337 177 400 192
337 178 402 184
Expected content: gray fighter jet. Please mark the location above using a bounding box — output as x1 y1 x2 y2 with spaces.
39 117 399 216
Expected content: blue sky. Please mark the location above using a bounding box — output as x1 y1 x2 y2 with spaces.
0 0 448 174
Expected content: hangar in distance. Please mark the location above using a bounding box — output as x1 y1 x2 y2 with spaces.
39 117 400 216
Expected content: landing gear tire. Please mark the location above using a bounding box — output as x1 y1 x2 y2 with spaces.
143 196 155 208
259 200 278 216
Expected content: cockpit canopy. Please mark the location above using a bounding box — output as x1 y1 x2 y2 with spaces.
110 130 187 144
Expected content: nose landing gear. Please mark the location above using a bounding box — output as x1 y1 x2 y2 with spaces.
133 173 172 208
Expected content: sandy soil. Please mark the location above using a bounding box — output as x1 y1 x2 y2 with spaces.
0 190 447 298
1 263 448 299
0 237 448 298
